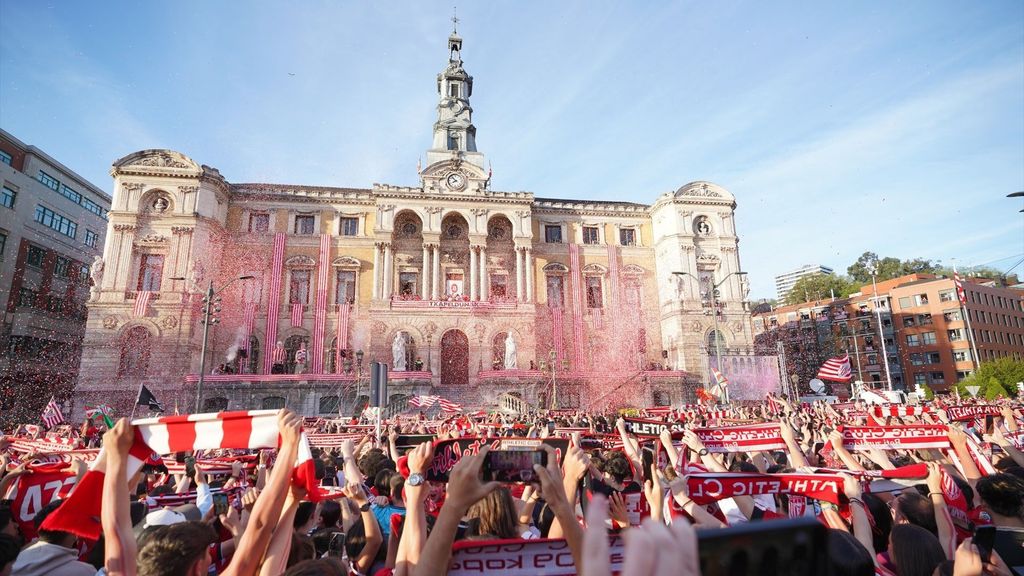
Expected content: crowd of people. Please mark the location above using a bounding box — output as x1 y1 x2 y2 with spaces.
0 393 1021 576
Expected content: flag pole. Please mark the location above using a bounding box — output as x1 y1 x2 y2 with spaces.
954 264 981 371
129 379 145 421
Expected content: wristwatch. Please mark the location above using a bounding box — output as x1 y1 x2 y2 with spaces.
698 448 710 456
360 502 372 512
407 472 425 487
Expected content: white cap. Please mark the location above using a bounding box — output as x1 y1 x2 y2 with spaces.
143 508 187 529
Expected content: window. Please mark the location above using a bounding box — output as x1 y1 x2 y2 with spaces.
922 331 937 345
335 270 355 304
914 373 927 386
582 226 600 245
544 225 562 244
939 290 955 302
930 372 945 384
85 229 99 248
398 272 418 296
0 151 11 165
953 350 970 363
137 254 164 291
586 276 603 309
18 288 37 308
906 334 920 347
58 183 81 204
1 186 14 209
0 232 5 259
619 228 636 246
917 314 932 325
54 256 70 278
944 310 962 322
489 274 508 298
546 275 565 308
248 213 269 233
898 297 912 308
915 294 929 306
290 270 311 304
34 205 77 238
910 353 926 366
80 197 106 219
927 352 941 364
79 264 89 283
449 82 460 97
903 317 916 327
37 171 59 191
293 214 315 235
340 217 359 236
26 245 46 267
948 329 964 341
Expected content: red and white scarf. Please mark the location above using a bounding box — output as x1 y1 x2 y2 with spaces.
41 409 321 541
871 405 930 418
684 472 845 505
692 423 786 453
836 424 950 451
945 405 1001 422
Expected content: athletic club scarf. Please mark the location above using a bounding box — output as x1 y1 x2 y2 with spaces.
305 432 364 448
621 417 684 438
684 472 845 506
11 462 77 539
837 424 950 451
871 405 930 418
945 405 1001 422
693 423 786 453
448 536 624 576
40 409 321 541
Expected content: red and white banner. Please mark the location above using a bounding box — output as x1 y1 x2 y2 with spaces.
9 436 81 454
817 354 852 383
685 472 844 505
871 405 930 418
551 307 564 369
693 424 786 453
306 433 364 448
568 243 584 371
133 291 152 317
837 425 950 451
311 233 330 373
439 399 463 413
449 537 623 576
11 463 77 540
263 233 287 373
336 302 351 368
290 302 303 327
944 405 1001 422
622 417 683 438
409 395 440 408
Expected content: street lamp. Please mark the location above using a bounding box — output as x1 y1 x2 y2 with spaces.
672 270 747 363
170 274 255 412
1008 191 1024 213
864 263 893 392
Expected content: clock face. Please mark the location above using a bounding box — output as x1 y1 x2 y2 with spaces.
446 173 466 190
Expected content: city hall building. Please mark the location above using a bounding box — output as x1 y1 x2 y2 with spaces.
74 31 758 416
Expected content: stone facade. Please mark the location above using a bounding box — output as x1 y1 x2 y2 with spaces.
73 31 755 417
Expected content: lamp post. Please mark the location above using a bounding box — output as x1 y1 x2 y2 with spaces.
672 270 747 365
864 264 893 392
539 349 558 410
171 275 254 412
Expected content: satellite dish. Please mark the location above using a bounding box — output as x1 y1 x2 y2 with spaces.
809 379 826 395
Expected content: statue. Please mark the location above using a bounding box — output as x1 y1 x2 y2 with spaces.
189 260 205 293
740 275 750 300
503 333 518 370
392 332 407 371
695 217 712 237
89 256 104 300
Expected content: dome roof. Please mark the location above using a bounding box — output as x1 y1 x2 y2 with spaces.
673 181 734 201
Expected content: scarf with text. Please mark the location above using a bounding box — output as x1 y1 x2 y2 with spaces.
684 472 845 506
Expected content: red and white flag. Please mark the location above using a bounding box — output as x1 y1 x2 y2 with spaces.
439 398 463 413
41 396 65 429
291 302 303 327
709 368 729 399
766 394 783 415
133 291 152 317
409 395 440 408
871 405 930 418
40 409 322 541
953 272 967 305
817 354 852 383
837 424 950 451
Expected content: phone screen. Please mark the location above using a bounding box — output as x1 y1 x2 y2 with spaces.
698 517 827 576
974 525 996 564
641 448 655 483
213 493 229 516
482 450 547 483
984 415 995 436
327 531 346 558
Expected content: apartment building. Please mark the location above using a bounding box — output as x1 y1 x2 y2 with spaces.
0 128 111 422
774 264 834 301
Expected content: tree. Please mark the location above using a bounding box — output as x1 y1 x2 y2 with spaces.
846 251 941 284
954 358 1024 398
985 377 1010 400
784 273 860 305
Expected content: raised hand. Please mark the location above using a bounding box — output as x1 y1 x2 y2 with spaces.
445 447 500 513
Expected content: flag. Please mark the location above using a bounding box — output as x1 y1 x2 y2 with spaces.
766 394 782 415
137 385 164 413
439 398 463 413
41 397 64 429
291 302 303 327
709 368 729 399
40 409 323 541
85 405 115 428
409 395 440 408
953 273 967 305
817 354 852 383
133 291 152 317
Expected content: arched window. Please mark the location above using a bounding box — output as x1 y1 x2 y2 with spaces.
203 397 229 412
284 335 309 373
492 332 508 370
319 396 340 414
117 326 152 379
706 330 726 354
262 396 286 410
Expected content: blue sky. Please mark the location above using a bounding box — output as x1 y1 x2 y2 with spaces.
2 1 1022 299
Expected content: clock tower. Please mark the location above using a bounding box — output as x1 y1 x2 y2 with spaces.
424 18 486 178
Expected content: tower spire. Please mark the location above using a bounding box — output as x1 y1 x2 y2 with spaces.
452 6 459 34
425 19 484 171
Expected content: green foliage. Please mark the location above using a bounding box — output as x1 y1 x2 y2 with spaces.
784 273 860 305
985 377 1010 400
922 385 935 400
847 251 941 284
954 358 1024 398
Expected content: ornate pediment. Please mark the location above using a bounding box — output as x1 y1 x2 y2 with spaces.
621 264 646 276
332 256 361 268
114 150 201 174
582 263 608 274
284 255 316 268
543 262 569 273
135 233 168 245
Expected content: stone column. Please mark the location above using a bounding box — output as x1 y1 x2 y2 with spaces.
111 224 137 292
524 248 534 302
421 245 430 298
372 243 381 300
479 246 488 300
431 245 441 300
515 247 524 302
382 243 393 299
469 246 478 301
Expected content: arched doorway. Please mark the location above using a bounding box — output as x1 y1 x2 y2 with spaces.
440 329 469 386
